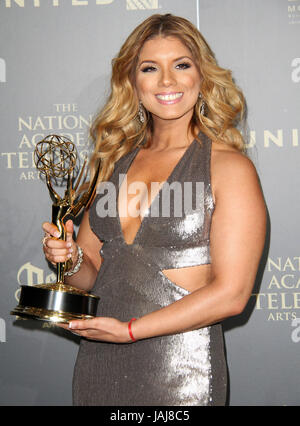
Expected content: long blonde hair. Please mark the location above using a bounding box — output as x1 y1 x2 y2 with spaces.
89 14 246 185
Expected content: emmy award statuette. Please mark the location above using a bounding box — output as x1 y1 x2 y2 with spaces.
11 135 100 323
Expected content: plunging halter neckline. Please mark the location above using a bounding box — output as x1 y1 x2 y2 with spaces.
116 138 197 246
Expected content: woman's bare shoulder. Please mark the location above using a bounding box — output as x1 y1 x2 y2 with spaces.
210 141 261 200
211 141 257 175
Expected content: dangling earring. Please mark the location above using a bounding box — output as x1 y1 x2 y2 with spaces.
198 93 206 116
138 101 145 123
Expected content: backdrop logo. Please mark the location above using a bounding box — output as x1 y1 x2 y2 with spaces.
291 58 300 83
15 261 56 301
0 58 6 83
1 102 92 182
126 0 159 10
246 128 299 149
3 0 115 8
252 256 300 321
287 0 300 24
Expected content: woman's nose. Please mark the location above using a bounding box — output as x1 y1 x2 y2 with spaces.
158 68 176 87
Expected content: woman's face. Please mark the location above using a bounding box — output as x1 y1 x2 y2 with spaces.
135 36 201 124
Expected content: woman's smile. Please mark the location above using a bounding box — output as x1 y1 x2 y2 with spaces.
155 91 184 104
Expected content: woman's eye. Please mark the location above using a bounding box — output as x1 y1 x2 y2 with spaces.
141 66 157 73
176 62 191 70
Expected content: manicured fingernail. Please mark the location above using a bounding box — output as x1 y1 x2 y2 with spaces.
69 322 73 329
66 242 72 248
54 232 60 238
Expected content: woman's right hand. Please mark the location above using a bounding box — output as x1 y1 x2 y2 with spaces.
42 219 78 267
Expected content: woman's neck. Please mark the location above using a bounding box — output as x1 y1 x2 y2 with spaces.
149 114 196 151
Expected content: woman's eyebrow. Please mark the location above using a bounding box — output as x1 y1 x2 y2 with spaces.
138 56 193 66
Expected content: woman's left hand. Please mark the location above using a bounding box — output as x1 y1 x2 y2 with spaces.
57 317 133 343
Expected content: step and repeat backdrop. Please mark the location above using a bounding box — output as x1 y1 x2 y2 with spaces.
0 0 299 406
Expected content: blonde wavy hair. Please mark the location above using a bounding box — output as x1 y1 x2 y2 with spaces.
89 13 246 185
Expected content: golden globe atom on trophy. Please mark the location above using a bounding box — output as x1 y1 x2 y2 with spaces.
11 135 100 323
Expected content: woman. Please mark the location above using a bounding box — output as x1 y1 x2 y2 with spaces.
42 14 266 406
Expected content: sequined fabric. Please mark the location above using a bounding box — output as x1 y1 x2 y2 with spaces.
72 133 227 406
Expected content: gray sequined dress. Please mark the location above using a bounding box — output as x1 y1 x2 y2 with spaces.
72 133 227 406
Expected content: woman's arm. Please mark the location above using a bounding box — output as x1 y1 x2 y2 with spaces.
42 210 102 292
62 151 267 342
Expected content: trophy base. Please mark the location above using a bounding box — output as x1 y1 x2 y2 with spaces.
10 306 95 323
11 283 100 324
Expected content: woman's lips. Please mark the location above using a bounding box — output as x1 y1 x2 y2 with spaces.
155 92 183 105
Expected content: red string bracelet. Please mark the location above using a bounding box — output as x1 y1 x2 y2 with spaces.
128 318 137 342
